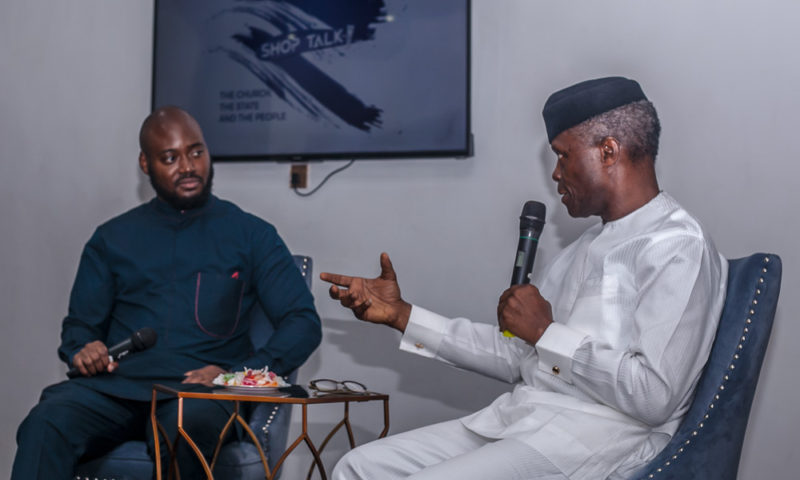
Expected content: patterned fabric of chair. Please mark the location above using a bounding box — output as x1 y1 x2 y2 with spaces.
74 255 313 480
631 253 782 479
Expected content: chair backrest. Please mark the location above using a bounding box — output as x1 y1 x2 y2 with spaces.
632 253 782 479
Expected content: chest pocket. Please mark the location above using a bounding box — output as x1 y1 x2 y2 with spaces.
194 272 245 338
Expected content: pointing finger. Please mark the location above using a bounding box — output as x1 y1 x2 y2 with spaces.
320 272 354 287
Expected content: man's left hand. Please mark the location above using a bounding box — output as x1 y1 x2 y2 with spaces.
497 284 554 344
183 365 226 386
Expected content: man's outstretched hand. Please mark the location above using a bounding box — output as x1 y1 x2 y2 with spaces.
320 252 412 332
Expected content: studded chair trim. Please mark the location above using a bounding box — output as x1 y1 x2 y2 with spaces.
632 254 782 479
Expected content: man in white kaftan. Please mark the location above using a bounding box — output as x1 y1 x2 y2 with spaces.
398 192 726 479
321 77 728 479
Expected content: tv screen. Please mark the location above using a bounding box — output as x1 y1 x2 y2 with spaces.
152 0 472 161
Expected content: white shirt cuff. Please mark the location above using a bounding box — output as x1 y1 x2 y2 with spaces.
399 305 447 359
535 322 587 384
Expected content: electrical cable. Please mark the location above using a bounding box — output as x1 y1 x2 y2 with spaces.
292 159 356 197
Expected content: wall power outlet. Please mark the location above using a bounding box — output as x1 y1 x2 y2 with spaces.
290 164 308 189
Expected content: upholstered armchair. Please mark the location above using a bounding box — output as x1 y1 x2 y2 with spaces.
632 253 782 479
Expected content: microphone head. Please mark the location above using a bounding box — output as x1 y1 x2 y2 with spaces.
130 327 158 351
520 201 546 230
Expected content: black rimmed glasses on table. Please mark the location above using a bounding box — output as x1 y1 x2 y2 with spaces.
308 379 369 395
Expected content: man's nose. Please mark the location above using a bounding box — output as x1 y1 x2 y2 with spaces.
177 154 195 173
551 164 560 182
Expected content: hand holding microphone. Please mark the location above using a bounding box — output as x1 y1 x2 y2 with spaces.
501 201 549 339
67 327 157 378
498 283 554 343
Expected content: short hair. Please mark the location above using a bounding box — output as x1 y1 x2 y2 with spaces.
574 100 661 162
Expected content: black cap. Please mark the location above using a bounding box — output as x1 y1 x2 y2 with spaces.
542 77 648 143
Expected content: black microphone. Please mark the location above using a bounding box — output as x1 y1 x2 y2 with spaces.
67 327 157 378
511 201 547 286
504 201 546 337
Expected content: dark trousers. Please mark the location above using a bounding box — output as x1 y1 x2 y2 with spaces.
11 380 235 480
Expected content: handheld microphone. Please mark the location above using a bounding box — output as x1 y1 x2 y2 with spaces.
504 201 546 337
67 327 157 378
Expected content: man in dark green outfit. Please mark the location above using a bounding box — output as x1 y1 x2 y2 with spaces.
12 106 322 479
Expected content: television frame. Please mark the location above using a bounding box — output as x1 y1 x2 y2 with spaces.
151 0 473 162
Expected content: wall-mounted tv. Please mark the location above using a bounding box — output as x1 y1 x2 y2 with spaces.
152 0 472 162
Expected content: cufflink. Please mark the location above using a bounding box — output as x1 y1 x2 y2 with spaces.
414 342 424 349
552 366 560 375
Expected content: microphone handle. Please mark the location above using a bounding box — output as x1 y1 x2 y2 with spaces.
107 342 136 361
504 227 541 338
510 227 540 286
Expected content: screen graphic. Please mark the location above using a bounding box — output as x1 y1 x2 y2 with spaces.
153 0 471 161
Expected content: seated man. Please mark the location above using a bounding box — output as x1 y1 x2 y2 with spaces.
321 77 727 479
12 106 322 479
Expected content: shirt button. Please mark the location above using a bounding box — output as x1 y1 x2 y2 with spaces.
552 366 560 375
414 342 425 349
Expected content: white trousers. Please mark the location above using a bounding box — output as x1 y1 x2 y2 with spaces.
332 419 568 480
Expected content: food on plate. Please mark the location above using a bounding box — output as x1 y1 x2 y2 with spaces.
212 366 289 388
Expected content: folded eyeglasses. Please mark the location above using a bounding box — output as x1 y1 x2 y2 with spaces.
308 379 369 395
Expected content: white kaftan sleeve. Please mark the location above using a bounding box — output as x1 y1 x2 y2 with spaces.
400 305 530 384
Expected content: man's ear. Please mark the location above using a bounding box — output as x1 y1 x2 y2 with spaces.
138 152 149 175
600 137 620 166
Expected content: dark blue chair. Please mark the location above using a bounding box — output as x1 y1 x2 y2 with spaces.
74 255 313 480
631 253 782 479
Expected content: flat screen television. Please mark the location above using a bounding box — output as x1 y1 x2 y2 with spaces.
152 0 472 162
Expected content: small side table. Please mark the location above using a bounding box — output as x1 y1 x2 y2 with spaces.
151 384 389 480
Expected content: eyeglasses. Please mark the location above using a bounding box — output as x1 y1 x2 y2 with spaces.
308 379 369 395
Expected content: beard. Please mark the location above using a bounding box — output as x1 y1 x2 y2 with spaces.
150 165 214 211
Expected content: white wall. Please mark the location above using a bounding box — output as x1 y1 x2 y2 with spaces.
1 1 798 478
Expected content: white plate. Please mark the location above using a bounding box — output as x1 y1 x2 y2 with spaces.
221 385 283 394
